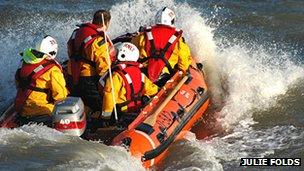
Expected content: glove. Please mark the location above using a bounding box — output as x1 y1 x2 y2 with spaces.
101 111 112 120
101 111 112 127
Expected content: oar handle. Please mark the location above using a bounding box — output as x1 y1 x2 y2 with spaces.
144 74 189 126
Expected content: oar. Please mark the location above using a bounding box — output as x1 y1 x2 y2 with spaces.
143 74 189 126
101 14 118 121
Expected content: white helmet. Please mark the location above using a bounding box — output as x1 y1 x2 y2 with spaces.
155 7 175 26
116 42 139 62
36 35 58 59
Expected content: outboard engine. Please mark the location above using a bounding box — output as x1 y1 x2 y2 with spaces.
52 97 86 136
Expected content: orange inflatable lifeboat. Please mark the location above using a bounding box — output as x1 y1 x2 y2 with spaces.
111 65 210 168
0 63 209 168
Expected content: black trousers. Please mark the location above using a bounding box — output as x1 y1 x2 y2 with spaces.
69 76 102 112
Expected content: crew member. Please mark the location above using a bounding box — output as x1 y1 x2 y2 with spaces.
132 7 192 86
101 43 158 124
15 36 68 126
67 9 115 112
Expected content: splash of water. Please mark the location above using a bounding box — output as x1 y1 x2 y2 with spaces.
1 0 304 170
0 124 144 171
167 125 304 170
214 43 304 130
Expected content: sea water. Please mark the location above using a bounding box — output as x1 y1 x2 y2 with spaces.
0 0 303 170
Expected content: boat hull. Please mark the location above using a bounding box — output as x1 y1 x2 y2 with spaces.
111 66 210 168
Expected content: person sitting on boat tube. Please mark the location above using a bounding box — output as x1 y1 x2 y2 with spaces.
66 9 116 112
14 36 68 126
101 42 158 125
131 7 192 86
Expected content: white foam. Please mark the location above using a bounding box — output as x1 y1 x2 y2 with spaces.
1 0 304 170
0 124 144 171
214 44 304 129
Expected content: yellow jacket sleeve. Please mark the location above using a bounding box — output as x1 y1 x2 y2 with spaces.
50 66 68 101
102 73 125 113
176 37 192 73
143 75 159 96
102 72 159 113
131 33 148 59
92 37 112 76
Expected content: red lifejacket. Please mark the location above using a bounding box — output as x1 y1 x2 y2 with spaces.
143 24 183 82
14 59 62 112
67 23 115 84
115 61 145 112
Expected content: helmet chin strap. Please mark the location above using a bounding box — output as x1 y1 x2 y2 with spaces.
102 13 118 121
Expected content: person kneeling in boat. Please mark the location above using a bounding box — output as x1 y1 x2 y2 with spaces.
15 36 68 126
101 42 158 127
131 7 192 87
66 9 116 113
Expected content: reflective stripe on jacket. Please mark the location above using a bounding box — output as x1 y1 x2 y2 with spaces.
131 24 192 82
67 23 115 84
102 62 158 113
15 59 68 116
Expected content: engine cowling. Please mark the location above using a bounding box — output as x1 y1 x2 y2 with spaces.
52 97 86 136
